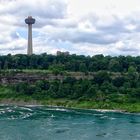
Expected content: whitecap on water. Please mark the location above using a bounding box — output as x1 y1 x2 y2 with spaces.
54 108 69 112
20 107 33 112
8 115 16 120
51 114 55 118
45 107 70 112
0 111 5 114
7 109 14 113
21 113 33 119
25 105 44 107
93 109 123 113
109 117 116 120
100 116 109 119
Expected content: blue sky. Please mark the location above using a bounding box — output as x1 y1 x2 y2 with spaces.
1 0 140 56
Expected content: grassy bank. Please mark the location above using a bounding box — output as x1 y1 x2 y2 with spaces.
0 96 140 113
40 99 140 113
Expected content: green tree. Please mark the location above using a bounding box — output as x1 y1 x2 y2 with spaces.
94 71 110 85
112 77 125 87
79 63 87 72
109 59 122 72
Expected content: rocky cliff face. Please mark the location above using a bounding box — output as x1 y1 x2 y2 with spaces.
0 72 94 84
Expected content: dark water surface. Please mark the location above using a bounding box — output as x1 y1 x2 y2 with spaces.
0 105 140 140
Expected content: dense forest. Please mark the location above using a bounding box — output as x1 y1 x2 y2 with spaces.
0 53 140 72
0 53 140 111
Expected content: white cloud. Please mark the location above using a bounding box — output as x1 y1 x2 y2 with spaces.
68 0 140 18
1 0 140 56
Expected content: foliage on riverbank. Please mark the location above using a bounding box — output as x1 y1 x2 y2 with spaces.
0 54 140 112
0 76 140 112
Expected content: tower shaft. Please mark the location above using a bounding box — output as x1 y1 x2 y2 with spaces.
28 24 33 55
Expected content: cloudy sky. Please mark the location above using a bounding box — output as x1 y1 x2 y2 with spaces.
1 0 140 56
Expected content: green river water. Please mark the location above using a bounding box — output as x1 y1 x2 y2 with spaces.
0 105 140 140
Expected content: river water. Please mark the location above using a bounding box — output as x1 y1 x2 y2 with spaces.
0 105 140 140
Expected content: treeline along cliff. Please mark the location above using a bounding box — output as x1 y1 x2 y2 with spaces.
0 53 140 72
0 53 140 110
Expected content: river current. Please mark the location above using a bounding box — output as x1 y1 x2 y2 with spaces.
0 105 140 140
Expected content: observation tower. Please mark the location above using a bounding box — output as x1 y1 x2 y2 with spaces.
25 16 35 55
